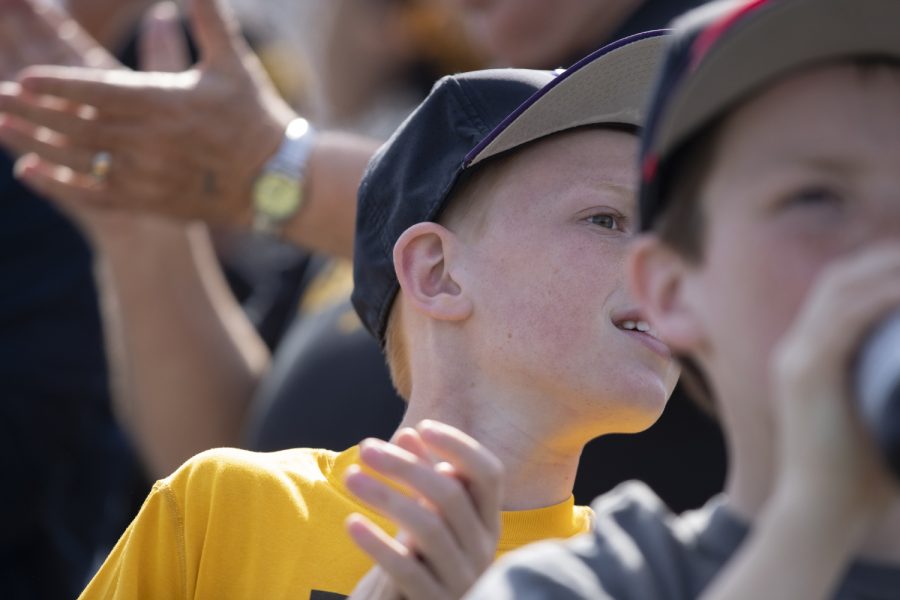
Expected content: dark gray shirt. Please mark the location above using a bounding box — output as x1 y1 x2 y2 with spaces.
467 481 900 599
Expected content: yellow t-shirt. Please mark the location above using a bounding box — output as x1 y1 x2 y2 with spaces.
80 446 592 599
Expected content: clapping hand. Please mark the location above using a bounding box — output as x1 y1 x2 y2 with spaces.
0 0 201 237
0 0 295 229
345 421 504 600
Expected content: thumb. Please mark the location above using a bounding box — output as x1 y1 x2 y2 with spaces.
139 2 192 72
189 0 249 66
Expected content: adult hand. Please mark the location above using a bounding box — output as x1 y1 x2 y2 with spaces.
0 0 120 173
2 1 193 240
345 421 504 600
0 0 296 228
771 243 900 520
0 0 119 81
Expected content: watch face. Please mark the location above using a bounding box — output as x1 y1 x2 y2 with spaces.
253 173 302 221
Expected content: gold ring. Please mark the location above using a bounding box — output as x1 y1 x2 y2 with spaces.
90 151 112 182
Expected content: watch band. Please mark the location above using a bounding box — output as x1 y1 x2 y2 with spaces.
252 117 317 235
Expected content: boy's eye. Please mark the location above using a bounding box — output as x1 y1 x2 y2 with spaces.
781 186 845 211
586 213 621 230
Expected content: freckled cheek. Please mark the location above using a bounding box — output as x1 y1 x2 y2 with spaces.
506 273 609 355
472 233 617 343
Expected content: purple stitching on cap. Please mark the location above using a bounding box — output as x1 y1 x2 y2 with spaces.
463 29 671 167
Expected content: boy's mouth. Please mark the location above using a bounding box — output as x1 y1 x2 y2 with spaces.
618 319 658 337
611 310 671 359
612 310 660 340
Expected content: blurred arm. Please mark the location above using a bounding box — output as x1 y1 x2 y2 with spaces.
93 218 270 478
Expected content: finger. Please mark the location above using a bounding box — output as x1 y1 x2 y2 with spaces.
3 0 119 71
817 243 900 300
346 514 448 600
815 277 900 364
0 0 120 74
0 3 36 74
359 438 491 555
345 467 475 592
0 115 94 172
789 246 900 358
189 0 249 65
417 420 504 535
0 87 133 147
0 0 31 11
774 246 900 400
393 428 436 465
13 153 112 220
29 0 67 28
18 66 155 116
139 2 192 73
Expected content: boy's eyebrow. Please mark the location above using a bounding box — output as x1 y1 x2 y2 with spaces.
755 152 858 177
587 180 636 198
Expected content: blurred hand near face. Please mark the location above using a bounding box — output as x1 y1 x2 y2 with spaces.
771 243 900 520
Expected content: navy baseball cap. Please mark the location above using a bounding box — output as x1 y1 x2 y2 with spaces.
352 31 669 344
639 0 900 231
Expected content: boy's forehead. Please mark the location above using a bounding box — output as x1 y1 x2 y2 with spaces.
495 127 639 183
718 60 900 167
694 61 900 231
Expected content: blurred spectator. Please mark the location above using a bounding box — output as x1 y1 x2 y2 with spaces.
448 0 709 69
0 2 153 598
0 2 310 596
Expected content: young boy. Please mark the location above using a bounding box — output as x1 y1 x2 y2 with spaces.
78 32 679 599
467 0 900 598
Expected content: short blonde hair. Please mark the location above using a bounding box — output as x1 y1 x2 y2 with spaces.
381 156 514 400
384 301 412 399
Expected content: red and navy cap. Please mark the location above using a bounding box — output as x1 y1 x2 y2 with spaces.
639 0 900 231
353 31 668 344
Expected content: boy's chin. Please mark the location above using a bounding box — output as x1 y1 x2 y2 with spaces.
577 384 670 435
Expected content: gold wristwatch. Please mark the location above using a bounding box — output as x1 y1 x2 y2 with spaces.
252 118 317 236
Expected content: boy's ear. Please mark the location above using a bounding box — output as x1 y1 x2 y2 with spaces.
393 222 473 323
628 234 706 353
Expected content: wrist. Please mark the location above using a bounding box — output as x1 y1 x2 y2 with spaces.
249 107 296 176
91 214 192 254
767 478 877 550
220 107 288 230
250 116 317 237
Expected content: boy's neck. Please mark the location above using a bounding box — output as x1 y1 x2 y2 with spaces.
395 382 588 512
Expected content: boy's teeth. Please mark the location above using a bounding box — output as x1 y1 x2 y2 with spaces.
620 319 658 337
